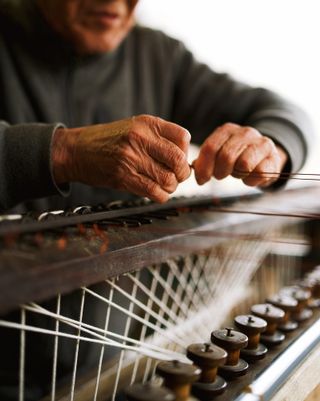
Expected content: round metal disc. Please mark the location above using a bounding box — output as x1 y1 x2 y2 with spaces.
267 294 297 311
211 328 248 351
260 330 285 346
218 358 249 380
187 343 227 368
293 308 313 322
309 298 320 309
240 343 268 361
280 286 311 301
191 376 227 400
251 303 285 323
297 278 317 291
234 314 267 335
278 320 298 332
156 361 201 384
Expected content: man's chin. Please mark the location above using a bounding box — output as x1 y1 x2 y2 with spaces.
73 27 132 55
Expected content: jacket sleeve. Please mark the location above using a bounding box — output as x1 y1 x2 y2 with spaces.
170 41 314 175
0 121 68 210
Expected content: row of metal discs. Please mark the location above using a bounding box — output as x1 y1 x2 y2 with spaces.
125 266 320 401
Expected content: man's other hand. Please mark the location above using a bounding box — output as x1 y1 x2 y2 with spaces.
193 122 288 188
52 115 191 203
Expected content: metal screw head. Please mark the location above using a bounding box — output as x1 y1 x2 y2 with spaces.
204 343 212 352
225 327 233 337
247 316 255 324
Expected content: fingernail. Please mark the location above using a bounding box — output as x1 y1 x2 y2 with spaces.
184 129 191 141
197 177 206 185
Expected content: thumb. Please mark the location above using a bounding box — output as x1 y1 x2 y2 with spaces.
153 117 191 154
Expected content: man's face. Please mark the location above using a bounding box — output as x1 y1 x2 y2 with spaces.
37 0 139 54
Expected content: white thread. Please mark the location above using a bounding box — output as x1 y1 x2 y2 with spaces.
148 266 177 381
0 317 186 362
112 272 139 401
106 278 185 342
70 289 86 401
51 294 61 401
127 273 184 325
167 259 202 311
148 268 189 317
26 303 182 358
82 287 187 348
131 273 158 384
93 283 114 401
19 308 26 401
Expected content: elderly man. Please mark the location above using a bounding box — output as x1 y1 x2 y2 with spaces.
0 0 313 212
0 1 315 399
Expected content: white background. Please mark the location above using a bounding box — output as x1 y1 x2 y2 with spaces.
135 0 319 194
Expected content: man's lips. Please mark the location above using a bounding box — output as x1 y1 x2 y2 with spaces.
91 10 119 18
87 10 123 27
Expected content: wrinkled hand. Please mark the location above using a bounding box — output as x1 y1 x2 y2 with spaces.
193 122 288 187
52 115 191 202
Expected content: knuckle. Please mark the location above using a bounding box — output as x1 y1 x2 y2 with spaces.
141 114 163 131
133 114 162 133
202 141 217 157
126 128 141 144
179 169 190 182
170 181 178 193
222 122 238 131
165 182 178 194
241 126 260 138
118 142 134 160
135 114 152 124
236 158 251 172
171 149 185 168
157 193 170 203
129 116 140 132
161 170 176 187
241 127 252 137
145 180 158 196
219 150 234 166
261 136 274 149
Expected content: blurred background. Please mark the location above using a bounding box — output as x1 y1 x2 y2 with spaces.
136 0 319 195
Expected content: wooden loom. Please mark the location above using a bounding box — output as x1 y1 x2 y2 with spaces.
0 185 320 401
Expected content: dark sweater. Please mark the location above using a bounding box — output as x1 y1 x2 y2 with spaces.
0 3 316 400
0 0 313 211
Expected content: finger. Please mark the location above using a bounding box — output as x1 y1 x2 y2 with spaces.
136 115 191 154
124 173 170 203
214 127 264 179
151 117 191 154
193 123 239 184
234 137 274 178
213 138 248 180
243 156 280 187
137 158 179 194
147 139 191 183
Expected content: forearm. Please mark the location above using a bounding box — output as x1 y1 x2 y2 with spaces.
0 121 67 211
51 126 79 185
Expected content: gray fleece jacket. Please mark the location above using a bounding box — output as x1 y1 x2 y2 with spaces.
0 0 313 212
